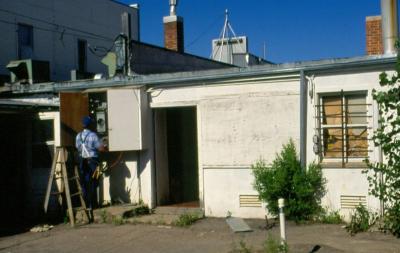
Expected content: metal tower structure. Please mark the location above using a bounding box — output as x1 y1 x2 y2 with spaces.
211 10 246 64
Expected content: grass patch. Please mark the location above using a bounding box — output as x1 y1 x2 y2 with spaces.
346 204 377 236
174 213 201 227
264 234 288 253
100 209 108 223
112 216 125 226
316 208 343 224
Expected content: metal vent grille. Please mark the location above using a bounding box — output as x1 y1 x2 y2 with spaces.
340 195 367 209
239 195 262 207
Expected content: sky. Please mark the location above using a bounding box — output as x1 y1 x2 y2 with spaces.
118 0 383 63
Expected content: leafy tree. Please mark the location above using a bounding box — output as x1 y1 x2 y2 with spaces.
252 140 326 222
364 43 400 237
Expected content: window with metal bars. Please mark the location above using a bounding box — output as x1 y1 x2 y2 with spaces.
316 91 370 166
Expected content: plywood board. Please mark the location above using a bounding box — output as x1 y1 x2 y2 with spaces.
60 93 89 147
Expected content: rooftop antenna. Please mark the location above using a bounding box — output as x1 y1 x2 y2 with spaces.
169 0 178 16
263 41 266 59
211 9 245 64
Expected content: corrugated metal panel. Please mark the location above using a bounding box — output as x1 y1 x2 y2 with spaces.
239 195 262 207
340 195 367 209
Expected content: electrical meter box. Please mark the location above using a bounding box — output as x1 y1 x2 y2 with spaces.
60 87 149 151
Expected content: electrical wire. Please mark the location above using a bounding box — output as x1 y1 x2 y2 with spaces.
0 8 114 42
87 35 125 58
185 13 224 49
0 18 114 43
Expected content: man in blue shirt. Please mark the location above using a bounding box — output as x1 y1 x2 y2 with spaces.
76 116 105 213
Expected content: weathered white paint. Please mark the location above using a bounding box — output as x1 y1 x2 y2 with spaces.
306 71 387 220
204 168 266 218
0 0 139 80
151 78 300 217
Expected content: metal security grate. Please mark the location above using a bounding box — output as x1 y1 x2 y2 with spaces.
340 195 367 209
315 91 371 167
239 195 262 207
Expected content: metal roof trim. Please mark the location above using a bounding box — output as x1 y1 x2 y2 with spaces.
8 55 397 94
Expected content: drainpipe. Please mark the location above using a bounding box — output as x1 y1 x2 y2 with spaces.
381 0 398 55
300 70 307 169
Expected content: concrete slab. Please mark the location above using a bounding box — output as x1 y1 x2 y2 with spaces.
226 217 253 232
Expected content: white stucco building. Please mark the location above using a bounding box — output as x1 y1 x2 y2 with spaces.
1 0 397 226
8 55 394 222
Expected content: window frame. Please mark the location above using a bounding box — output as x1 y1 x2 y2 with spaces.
317 91 370 167
17 23 34 59
77 39 87 73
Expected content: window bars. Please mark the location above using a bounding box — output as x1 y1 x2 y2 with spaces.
315 90 371 167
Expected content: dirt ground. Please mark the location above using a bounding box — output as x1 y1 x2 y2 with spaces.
0 218 399 253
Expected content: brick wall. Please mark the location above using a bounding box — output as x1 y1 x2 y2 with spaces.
366 16 383 55
164 17 184 53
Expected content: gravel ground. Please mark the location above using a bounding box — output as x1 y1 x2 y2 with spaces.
0 218 399 253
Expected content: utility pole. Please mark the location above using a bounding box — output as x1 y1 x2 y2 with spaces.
121 12 132 76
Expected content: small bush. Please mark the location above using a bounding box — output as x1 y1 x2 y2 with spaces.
346 205 376 236
174 213 200 227
317 208 343 224
252 140 326 222
383 203 400 237
264 234 288 253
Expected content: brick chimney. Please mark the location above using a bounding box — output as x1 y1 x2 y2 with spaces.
163 15 184 53
366 16 384 55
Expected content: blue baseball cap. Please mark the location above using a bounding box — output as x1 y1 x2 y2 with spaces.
82 116 93 128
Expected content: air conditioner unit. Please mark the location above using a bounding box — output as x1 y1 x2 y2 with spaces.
6 59 50 84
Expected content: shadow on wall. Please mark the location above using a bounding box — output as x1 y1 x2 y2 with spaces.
107 152 134 204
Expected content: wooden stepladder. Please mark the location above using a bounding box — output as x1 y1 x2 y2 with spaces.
44 146 90 227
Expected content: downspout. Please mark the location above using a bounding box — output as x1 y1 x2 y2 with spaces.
381 0 398 55
300 70 307 169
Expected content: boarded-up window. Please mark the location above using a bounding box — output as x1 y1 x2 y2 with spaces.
319 93 368 164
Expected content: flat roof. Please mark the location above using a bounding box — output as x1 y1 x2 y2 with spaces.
7 54 397 94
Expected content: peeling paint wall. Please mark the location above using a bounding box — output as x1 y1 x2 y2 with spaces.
306 71 386 220
151 77 300 218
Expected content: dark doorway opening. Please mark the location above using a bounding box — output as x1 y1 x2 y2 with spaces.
155 107 199 206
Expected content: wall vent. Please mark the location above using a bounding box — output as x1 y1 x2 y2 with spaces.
239 195 262 207
340 195 367 209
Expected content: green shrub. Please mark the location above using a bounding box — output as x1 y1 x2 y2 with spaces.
363 42 400 237
252 140 326 222
346 204 376 236
317 208 343 224
383 202 400 237
174 213 200 227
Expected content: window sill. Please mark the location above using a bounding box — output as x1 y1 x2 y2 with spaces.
320 162 368 169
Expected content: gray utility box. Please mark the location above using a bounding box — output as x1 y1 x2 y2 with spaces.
88 88 149 151
7 59 50 84
107 87 149 151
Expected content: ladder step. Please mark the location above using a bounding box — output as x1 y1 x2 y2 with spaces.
73 207 90 211
70 192 83 197
44 147 90 227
